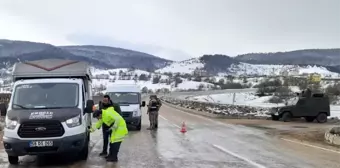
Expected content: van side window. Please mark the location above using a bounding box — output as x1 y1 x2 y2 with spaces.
82 85 85 109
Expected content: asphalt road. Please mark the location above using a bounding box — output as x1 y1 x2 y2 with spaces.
0 103 340 168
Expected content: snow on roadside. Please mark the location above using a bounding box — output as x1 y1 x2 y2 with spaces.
176 81 214 90
92 79 210 92
186 92 340 118
186 92 283 108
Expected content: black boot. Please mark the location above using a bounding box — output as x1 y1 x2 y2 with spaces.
99 152 107 156
106 155 118 162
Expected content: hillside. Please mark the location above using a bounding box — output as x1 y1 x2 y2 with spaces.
0 39 53 57
0 39 172 71
235 49 340 66
1 39 339 75
156 56 340 77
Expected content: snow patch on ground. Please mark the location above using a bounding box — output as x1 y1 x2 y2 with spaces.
186 92 340 118
155 58 204 74
155 58 340 77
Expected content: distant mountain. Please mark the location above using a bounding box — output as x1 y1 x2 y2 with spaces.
235 49 340 66
0 39 53 57
0 39 172 71
1 39 339 75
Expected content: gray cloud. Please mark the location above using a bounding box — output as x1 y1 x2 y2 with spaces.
66 33 192 61
0 0 339 60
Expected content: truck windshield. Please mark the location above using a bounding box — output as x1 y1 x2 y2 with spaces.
107 92 139 104
12 83 79 109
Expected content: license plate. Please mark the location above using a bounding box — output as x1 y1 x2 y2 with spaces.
29 141 53 147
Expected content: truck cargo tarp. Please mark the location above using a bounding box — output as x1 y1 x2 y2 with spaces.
12 59 92 81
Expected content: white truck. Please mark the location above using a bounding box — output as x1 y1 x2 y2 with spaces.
104 84 145 131
1 59 94 164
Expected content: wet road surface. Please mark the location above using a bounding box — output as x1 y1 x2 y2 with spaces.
1 103 340 168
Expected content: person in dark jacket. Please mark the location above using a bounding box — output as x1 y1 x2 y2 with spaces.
99 94 122 156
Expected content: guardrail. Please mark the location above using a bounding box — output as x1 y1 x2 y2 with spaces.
161 96 270 119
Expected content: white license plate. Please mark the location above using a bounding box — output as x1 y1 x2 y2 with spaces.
29 141 53 147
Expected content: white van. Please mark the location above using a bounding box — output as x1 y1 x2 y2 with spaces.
2 59 94 164
104 84 145 130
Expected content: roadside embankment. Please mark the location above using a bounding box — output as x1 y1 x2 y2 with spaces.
160 96 270 119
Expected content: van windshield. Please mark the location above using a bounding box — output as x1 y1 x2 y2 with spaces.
12 83 79 109
107 92 139 104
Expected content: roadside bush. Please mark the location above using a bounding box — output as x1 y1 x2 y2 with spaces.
255 79 282 94
268 96 283 103
325 83 340 104
326 83 340 96
152 76 161 84
268 88 293 104
141 87 148 93
198 84 205 90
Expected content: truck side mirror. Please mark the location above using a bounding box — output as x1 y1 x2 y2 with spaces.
0 103 7 116
141 101 146 107
85 100 94 113
98 101 103 110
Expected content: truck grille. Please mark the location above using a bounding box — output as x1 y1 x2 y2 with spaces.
121 112 132 118
18 121 65 138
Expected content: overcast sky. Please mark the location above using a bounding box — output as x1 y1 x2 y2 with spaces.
0 0 339 61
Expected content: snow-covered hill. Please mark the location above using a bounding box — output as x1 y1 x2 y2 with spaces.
156 57 340 78
155 58 204 74
1 58 340 95
91 68 215 94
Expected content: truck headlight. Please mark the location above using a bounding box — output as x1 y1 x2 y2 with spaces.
66 114 81 128
5 116 18 130
132 110 140 117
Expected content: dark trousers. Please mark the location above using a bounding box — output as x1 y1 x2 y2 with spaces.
108 141 122 160
102 125 112 153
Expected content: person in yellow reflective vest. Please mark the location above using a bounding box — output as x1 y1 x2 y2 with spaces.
90 100 128 162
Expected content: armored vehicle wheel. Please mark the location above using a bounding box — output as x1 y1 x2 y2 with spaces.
305 117 315 122
282 112 292 122
316 113 327 123
8 155 19 165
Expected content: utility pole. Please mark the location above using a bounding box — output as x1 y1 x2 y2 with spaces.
232 93 236 105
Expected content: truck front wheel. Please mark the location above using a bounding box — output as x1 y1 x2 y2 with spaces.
79 135 89 160
136 122 141 131
8 155 19 165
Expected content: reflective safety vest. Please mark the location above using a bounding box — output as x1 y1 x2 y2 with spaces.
94 107 128 143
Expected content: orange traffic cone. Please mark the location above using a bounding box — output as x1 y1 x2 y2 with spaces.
180 122 187 133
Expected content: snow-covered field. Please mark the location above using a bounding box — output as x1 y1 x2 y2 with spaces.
185 92 340 118
90 67 218 93
155 58 204 74
157 58 340 77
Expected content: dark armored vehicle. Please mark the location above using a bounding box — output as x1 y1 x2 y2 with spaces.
270 89 330 123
